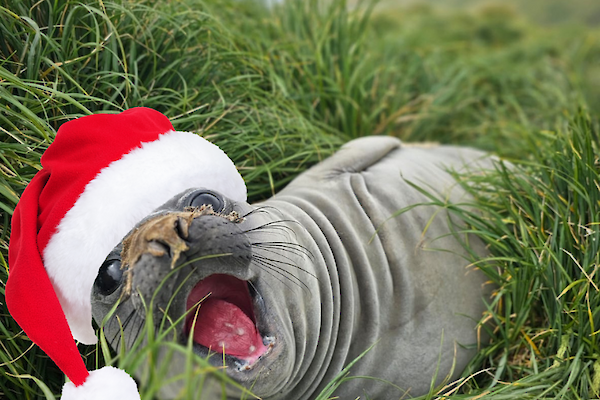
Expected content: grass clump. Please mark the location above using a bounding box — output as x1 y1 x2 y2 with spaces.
0 0 343 397
366 4 594 156
420 112 600 399
0 0 345 208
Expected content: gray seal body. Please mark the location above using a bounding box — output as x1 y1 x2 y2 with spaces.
91 136 492 399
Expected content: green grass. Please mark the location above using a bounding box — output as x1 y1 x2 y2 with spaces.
400 112 600 399
2 0 600 398
379 0 600 26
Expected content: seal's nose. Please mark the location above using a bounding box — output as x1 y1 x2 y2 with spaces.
121 212 197 271
120 205 246 272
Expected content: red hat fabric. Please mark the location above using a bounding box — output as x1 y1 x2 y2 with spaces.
6 107 246 398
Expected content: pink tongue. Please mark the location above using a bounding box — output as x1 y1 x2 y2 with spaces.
189 298 265 359
185 274 267 361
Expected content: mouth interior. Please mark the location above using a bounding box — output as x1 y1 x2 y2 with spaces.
185 274 267 362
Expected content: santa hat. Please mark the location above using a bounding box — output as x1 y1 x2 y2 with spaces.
6 107 246 399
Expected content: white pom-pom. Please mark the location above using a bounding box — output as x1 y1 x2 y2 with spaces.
61 366 140 400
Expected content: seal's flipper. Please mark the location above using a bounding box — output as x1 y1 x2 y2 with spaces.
286 136 493 194
286 136 401 188
323 136 402 173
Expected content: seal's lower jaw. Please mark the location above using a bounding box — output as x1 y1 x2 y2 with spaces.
184 274 274 369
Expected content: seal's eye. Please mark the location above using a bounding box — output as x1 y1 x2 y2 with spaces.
95 259 123 296
189 191 224 212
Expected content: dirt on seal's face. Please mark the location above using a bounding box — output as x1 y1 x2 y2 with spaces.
119 204 244 295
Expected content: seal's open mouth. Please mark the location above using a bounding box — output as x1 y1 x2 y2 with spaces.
185 274 268 364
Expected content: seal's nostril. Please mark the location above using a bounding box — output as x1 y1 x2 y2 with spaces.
147 240 170 258
175 216 190 240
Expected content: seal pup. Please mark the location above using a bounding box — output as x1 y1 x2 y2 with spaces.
91 136 492 399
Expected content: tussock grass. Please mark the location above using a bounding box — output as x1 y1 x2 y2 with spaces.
0 0 343 397
404 112 600 399
2 0 600 398
368 4 593 157
456 113 600 399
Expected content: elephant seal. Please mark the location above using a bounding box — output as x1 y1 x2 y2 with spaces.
91 136 493 399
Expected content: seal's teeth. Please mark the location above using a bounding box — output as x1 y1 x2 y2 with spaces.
236 328 245 336
249 345 256 352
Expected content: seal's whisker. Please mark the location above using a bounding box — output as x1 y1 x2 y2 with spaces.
252 255 312 293
109 311 135 346
131 312 145 347
253 247 317 281
252 241 315 261
247 280 260 297
109 327 122 349
251 257 308 294
253 245 306 270
241 205 283 219
246 230 296 244
110 309 137 348
244 220 303 245
253 254 309 275
242 220 298 235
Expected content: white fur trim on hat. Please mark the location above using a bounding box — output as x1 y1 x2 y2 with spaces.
61 366 140 399
43 130 246 344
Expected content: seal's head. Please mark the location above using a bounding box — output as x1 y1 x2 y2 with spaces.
90 185 319 398
5 108 246 399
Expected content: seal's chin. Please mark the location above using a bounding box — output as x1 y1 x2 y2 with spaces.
184 274 271 367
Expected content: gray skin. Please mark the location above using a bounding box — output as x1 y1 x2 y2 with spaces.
91 136 493 399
